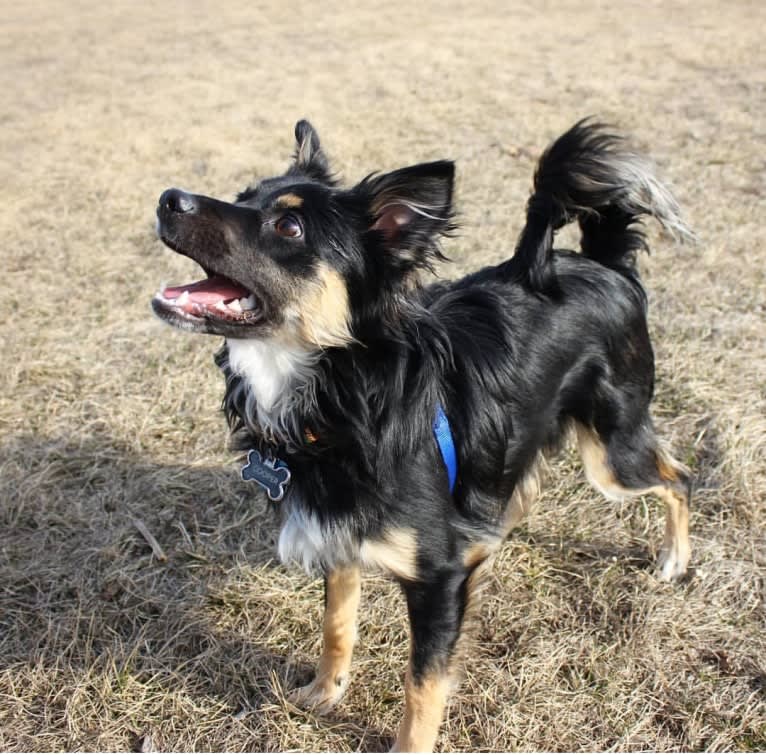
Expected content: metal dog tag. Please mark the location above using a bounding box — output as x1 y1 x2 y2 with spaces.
241 449 291 501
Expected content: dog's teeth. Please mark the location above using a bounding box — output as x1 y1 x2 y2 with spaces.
176 290 190 305
215 301 228 312
229 298 242 312
240 295 256 310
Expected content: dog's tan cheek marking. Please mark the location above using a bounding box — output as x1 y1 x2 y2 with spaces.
360 528 418 582
295 262 352 348
391 667 451 752
275 193 304 209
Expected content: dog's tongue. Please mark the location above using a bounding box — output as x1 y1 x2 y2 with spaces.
163 275 249 304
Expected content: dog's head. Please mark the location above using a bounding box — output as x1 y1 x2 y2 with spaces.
153 120 455 347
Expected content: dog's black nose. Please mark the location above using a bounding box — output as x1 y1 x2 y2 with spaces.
159 188 197 215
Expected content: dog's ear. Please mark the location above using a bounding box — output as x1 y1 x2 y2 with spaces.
362 161 456 265
289 119 333 183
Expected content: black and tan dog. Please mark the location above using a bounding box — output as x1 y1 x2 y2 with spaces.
153 119 692 751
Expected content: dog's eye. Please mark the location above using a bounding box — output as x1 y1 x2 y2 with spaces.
275 214 303 239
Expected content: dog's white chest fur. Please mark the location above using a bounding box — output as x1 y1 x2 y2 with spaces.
226 338 313 411
226 338 361 573
225 337 317 435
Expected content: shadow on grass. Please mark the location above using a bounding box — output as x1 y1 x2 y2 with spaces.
0 431 386 751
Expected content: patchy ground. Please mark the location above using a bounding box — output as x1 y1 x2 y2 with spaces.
1 0 764 750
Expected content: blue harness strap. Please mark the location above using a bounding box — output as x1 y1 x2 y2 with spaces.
432 403 458 493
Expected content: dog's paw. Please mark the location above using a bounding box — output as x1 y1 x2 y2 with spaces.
657 542 690 581
288 672 349 714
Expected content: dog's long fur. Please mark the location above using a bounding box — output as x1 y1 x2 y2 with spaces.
153 119 692 751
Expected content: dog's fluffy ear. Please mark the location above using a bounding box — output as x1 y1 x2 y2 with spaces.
362 161 456 266
290 119 333 183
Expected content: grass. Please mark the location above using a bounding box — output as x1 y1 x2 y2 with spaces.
1 0 765 750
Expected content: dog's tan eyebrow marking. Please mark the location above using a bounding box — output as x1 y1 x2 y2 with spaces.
274 193 304 209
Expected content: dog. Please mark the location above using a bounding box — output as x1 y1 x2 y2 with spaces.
152 118 692 751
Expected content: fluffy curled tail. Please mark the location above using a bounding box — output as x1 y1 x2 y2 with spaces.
509 118 693 290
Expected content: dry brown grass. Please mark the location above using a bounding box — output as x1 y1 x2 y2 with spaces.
2 0 765 751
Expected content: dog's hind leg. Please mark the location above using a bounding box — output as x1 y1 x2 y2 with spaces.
289 564 361 713
575 421 691 581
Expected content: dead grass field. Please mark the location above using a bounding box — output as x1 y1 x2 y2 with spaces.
1 0 765 751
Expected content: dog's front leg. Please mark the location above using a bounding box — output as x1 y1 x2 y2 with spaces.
290 564 361 713
391 571 470 753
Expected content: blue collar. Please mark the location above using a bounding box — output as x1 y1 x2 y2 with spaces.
432 403 458 493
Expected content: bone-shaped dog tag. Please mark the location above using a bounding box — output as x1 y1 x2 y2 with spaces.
241 449 291 501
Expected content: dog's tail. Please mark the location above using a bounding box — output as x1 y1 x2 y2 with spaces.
507 118 693 290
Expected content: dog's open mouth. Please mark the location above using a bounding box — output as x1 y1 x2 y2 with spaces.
153 274 263 324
